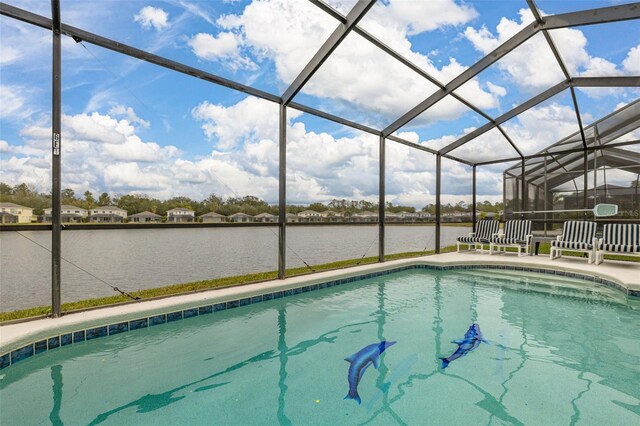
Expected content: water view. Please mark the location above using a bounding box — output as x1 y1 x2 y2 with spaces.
0 225 468 311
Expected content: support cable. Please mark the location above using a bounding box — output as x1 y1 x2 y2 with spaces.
15 231 140 301
77 42 316 274
206 169 316 273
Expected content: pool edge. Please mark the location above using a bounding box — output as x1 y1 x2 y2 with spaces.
1 255 637 370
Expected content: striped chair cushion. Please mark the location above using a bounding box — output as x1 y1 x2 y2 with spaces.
492 237 527 245
551 240 592 250
599 243 640 253
560 221 597 244
601 224 640 247
476 219 500 240
457 220 499 244
458 236 488 244
503 220 532 240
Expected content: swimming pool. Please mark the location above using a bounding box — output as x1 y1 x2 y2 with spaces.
1 268 639 425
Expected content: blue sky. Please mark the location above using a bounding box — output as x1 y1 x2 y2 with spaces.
0 0 638 207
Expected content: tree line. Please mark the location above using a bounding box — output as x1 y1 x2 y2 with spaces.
0 182 503 216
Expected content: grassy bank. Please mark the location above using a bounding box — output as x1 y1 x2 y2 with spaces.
2 243 636 323
0 246 456 323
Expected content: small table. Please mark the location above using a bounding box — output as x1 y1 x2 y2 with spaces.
529 236 556 256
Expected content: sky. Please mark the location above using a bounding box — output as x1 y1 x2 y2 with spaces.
0 0 639 208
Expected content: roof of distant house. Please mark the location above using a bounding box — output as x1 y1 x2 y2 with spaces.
45 204 86 210
92 205 126 211
167 207 194 212
255 212 275 217
0 202 31 209
230 212 252 217
130 211 162 218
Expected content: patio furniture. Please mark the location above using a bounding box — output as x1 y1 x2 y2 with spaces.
595 224 640 265
456 219 500 253
549 221 597 263
489 220 532 256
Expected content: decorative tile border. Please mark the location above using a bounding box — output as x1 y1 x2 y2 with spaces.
0 263 634 370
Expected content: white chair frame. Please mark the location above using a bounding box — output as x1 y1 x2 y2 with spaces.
550 236 597 264
489 234 533 256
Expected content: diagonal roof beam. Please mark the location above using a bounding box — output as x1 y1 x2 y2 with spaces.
288 101 380 135
569 87 588 149
526 0 571 79
281 0 376 105
0 2 282 103
439 81 570 155
440 76 640 157
307 0 498 125
497 125 524 158
382 2 640 137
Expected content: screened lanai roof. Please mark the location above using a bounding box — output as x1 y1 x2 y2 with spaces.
1 0 639 166
505 99 640 191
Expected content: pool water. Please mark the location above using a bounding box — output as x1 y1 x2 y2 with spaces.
1 269 639 425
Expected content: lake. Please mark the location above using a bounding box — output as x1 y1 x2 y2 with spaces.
0 225 469 311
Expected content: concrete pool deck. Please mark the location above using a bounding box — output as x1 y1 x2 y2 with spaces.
1 252 638 357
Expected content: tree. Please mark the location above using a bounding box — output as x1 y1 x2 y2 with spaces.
98 192 111 206
62 188 76 203
84 191 95 205
0 182 13 196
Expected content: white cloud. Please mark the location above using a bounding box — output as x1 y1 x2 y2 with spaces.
0 140 11 153
191 96 301 149
108 105 150 128
0 85 34 120
188 32 256 71
486 82 507 97
622 45 640 74
464 8 636 97
502 102 584 155
0 45 21 65
134 6 169 31
2 95 507 206
218 0 499 124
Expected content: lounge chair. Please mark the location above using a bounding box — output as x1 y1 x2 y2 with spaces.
549 221 597 263
457 219 500 253
489 220 532 256
595 223 640 265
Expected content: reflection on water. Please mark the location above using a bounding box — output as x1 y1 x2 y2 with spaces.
0 225 468 310
2 269 638 425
